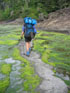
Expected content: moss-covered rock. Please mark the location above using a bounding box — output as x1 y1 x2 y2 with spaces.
68 90 70 93
1 64 11 75
0 40 18 45
12 48 40 92
33 31 70 86
0 77 10 93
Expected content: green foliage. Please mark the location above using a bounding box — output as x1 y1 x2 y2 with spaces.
0 7 10 21
0 10 4 21
0 0 70 20
22 8 39 19
0 77 10 93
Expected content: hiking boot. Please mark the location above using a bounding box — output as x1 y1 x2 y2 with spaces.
26 51 30 56
29 48 31 53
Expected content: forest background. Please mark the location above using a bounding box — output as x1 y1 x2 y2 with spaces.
0 0 70 21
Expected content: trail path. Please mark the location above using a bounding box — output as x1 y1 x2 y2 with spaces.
18 40 68 93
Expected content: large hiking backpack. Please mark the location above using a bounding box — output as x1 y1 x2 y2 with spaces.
24 17 37 25
24 17 37 38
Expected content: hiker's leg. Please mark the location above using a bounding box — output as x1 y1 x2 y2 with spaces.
26 42 30 51
28 42 30 49
26 42 29 51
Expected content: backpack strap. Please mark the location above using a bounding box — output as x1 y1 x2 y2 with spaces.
24 23 26 33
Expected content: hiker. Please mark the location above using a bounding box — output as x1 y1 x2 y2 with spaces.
21 17 37 56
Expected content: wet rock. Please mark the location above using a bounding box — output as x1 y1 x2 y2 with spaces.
5 58 16 64
6 60 24 93
0 73 6 80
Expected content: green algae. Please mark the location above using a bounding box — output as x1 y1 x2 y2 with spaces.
34 31 70 70
21 64 40 92
64 80 70 86
0 77 10 93
0 25 69 91
42 50 56 67
0 45 13 60
1 64 11 75
0 34 20 40
2 55 9 59
0 62 5 73
0 40 18 45
0 25 21 31
12 48 40 92
0 25 22 46
68 90 70 93
0 33 21 46
12 48 29 64
0 25 22 93
33 31 70 86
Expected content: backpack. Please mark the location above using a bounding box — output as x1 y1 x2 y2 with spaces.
24 17 37 38
24 17 37 25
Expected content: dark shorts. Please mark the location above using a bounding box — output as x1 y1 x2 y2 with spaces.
25 37 32 42
24 33 36 42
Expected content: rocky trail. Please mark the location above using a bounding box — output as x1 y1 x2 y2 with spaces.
18 40 68 93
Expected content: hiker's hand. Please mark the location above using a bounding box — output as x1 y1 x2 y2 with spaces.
18 36 23 41
21 36 23 39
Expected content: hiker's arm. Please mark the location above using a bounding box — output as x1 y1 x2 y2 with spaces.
21 32 24 38
33 26 37 34
21 26 24 39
